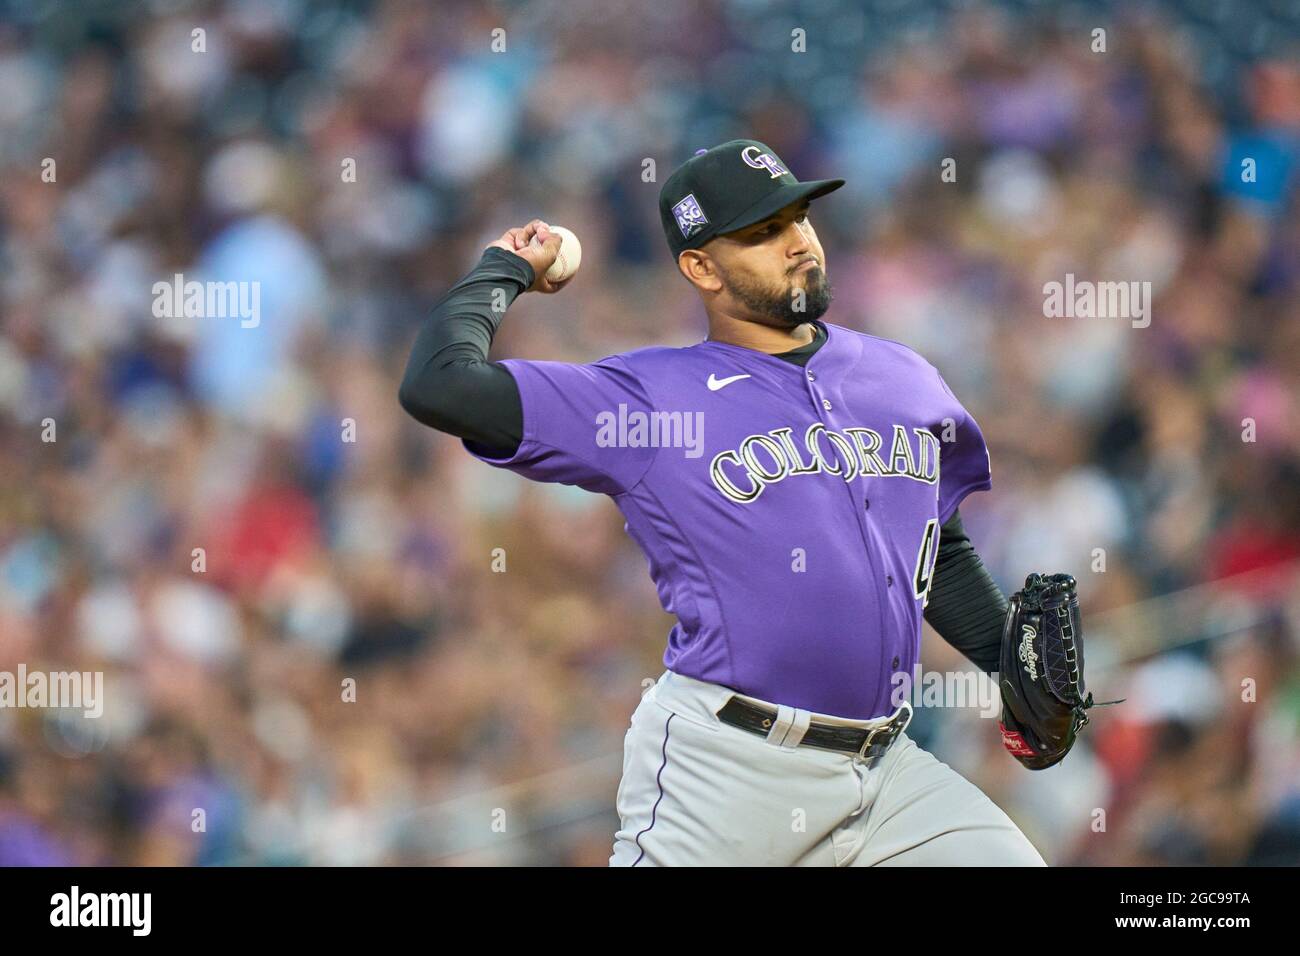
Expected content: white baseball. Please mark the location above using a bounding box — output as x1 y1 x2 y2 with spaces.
544 225 582 282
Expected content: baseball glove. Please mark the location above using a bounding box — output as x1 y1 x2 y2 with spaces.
998 573 1096 770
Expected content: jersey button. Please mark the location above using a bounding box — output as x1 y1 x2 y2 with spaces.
821 398 832 411
807 371 816 382
863 498 870 510
892 656 901 670
886 574 894 587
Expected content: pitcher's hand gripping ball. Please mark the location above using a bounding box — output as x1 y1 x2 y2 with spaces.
545 225 582 282
998 573 1098 770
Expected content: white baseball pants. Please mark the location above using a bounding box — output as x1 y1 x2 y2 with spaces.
610 669 1045 866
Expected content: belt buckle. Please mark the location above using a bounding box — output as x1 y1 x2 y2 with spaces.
856 726 886 761
856 701 912 762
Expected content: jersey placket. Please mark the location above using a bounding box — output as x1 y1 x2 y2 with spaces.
800 349 894 714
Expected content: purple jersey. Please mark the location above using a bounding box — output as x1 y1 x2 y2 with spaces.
467 322 991 719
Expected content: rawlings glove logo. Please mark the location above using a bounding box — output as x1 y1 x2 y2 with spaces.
1018 624 1039 680
999 723 1038 757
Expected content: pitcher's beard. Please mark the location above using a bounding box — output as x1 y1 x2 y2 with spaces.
723 264 833 329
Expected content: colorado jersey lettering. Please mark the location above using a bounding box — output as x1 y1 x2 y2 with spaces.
709 422 941 504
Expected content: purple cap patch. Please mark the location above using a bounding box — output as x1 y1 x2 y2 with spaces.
671 193 708 240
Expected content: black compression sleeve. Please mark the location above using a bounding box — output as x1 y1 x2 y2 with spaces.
923 509 1008 674
398 247 532 453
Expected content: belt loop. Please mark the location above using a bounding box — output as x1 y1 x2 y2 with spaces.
894 700 914 738
765 704 796 746
780 708 812 749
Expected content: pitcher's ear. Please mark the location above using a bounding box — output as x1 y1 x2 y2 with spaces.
678 249 722 293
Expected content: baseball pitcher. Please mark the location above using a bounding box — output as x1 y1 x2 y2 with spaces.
399 140 1096 866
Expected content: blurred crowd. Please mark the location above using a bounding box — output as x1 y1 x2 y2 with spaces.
1 0 1298 865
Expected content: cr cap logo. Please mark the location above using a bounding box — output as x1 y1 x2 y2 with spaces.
741 145 788 179
672 193 708 239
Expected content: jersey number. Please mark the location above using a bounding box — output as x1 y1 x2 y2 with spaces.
912 518 940 605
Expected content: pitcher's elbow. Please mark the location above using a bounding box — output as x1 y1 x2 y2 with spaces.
398 375 441 427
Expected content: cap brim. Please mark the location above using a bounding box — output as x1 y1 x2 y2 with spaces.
710 178 845 239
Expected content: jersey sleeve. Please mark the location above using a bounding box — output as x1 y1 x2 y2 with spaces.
463 355 657 496
934 373 992 524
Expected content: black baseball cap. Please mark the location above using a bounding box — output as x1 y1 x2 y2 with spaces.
658 139 845 258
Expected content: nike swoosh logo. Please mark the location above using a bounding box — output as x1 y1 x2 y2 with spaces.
707 373 752 391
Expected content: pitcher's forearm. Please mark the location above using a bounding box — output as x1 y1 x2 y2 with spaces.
397 247 532 451
923 510 1008 674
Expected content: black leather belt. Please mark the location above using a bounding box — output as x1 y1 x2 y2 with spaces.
717 697 912 762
